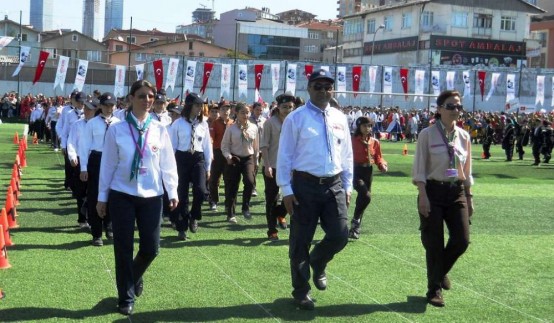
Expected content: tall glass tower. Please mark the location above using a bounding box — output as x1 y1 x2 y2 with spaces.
30 0 54 31
104 0 124 36
82 0 103 39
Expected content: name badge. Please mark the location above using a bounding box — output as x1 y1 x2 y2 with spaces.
445 168 458 178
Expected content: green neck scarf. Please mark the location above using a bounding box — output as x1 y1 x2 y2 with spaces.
126 112 152 180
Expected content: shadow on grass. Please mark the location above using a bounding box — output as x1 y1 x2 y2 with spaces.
382 171 409 177
10 239 91 251
0 297 117 321
11 225 88 235
160 236 268 248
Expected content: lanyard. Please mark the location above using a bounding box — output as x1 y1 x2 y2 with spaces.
128 122 150 160
436 123 455 168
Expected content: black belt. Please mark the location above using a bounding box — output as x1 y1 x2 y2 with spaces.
427 179 463 186
293 170 340 185
90 150 102 156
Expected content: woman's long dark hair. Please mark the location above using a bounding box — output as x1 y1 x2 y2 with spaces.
182 102 204 123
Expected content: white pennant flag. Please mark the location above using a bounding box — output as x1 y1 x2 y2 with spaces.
431 71 441 96
271 63 280 96
485 72 500 101
136 64 144 80
0 36 14 50
165 58 179 92
368 66 378 97
536 75 545 106
446 71 456 90
53 55 70 91
383 66 392 96
286 63 297 96
320 65 329 73
220 64 231 98
12 46 31 77
336 66 346 98
238 64 248 99
551 76 554 107
73 59 89 91
114 65 126 97
463 70 471 98
184 60 197 95
506 73 516 102
414 69 425 102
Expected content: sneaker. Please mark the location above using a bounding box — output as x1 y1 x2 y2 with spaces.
227 216 237 223
54 148 59 152
251 189 258 197
243 210 252 219
177 231 187 241
209 202 217 211
277 216 287 230
78 222 90 229
92 237 103 246
268 232 279 241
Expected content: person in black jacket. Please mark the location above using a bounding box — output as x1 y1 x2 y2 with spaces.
482 119 494 159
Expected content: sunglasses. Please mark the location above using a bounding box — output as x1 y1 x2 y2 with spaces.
137 94 155 100
312 84 333 91
443 103 463 111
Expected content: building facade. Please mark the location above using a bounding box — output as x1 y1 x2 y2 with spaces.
277 9 317 25
297 21 342 62
30 0 54 32
82 0 103 40
0 17 41 63
104 0 124 37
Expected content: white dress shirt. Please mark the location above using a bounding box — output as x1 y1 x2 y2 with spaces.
45 105 62 124
150 110 172 127
169 117 213 171
55 104 72 140
30 107 44 123
78 115 121 172
276 100 353 197
67 118 87 163
60 108 83 149
98 117 178 202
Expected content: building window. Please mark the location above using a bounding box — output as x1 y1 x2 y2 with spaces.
87 50 101 62
384 16 393 31
500 16 516 31
367 19 376 34
72 34 78 42
199 52 205 57
304 45 318 53
45 48 57 59
115 45 124 52
309 31 319 39
452 12 468 28
135 53 146 62
421 11 433 27
402 13 412 29
126 36 136 44
189 42 193 50
18 33 28 41
327 31 334 39
473 13 492 36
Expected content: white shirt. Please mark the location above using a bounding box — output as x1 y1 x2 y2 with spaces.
169 117 213 171
114 108 127 120
60 107 84 149
98 118 178 202
150 110 172 127
276 100 353 197
55 104 73 140
78 115 121 171
30 107 44 122
67 118 88 162
45 105 62 124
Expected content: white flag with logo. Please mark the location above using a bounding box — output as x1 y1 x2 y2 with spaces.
485 72 500 101
286 63 297 95
184 60 196 95
431 71 441 96
383 66 393 96
12 46 31 77
463 70 471 98
238 64 248 99
220 64 231 98
114 65 126 97
53 55 70 91
536 75 545 106
271 63 280 96
73 59 89 91
446 71 456 90
414 69 425 102
336 66 346 98
0 36 13 50
136 64 144 80
506 73 516 102
165 58 179 92
368 66 378 97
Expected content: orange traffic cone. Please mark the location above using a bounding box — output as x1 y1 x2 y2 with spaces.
21 137 27 151
402 144 408 156
10 178 20 206
19 148 27 168
0 209 13 247
0 225 11 269
5 188 18 229
12 164 20 182
13 132 19 144
32 132 38 145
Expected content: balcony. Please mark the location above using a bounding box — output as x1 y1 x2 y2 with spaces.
472 27 492 38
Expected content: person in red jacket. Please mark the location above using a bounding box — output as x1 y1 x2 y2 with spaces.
350 116 388 239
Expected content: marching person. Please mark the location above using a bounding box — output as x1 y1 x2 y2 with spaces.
349 116 388 239
249 102 266 197
96 80 178 316
482 119 494 159
412 90 474 307
260 92 295 241
79 93 120 246
502 118 516 161
169 93 212 241
221 102 259 223
58 91 85 190
45 97 63 151
150 90 172 127
276 69 353 310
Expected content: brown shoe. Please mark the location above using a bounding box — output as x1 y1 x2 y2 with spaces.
441 275 451 290
277 216 287 229
427 289 445 307
268 232 279 241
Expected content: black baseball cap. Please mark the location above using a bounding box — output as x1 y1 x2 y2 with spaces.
99 92 116 105
308 69 335 84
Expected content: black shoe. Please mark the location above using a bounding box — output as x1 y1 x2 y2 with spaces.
106 231 114 240
189 219 198 233
532 162 540 166
177 231 187 241
118 304 134 316
135 280 144 297
311 264 327 291
293 295 315 310
349 219 361 239
426 289 445 307
91 237 103 246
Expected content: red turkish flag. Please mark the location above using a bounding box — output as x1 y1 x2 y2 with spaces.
400 68 409 100
32 51 50 84
152 59 164 91
255 64 264 92
478 70 486 101
200 62 214 95
352 66 362 98
304 64 313 80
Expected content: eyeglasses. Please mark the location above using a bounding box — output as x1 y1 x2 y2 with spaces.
312 84 333 91
442 103 463 111
136 94 155 100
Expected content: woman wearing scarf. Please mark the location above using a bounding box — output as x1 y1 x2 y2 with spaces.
96 80 179 316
